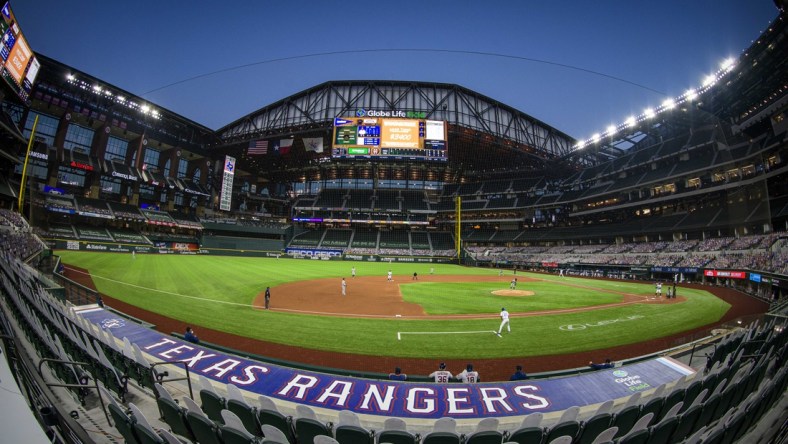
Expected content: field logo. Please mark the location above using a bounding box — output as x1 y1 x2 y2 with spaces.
559 315 644 331
613 370 650 392
101 318 126 329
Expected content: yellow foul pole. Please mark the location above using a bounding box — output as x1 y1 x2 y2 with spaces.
455 195 461 263
17 115 39 213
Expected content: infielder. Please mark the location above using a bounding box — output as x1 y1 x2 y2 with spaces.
341 278 347 296
387 270 393 282
429 362 453 383
510 278 517 290
497 307 510 336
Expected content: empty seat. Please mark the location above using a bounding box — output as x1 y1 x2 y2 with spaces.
186 410 223 444
576 413 611 444
505 426 544 444
295 417 332 444
156 397 194 442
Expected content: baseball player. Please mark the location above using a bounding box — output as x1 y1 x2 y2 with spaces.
510 278 517 290
387 270 393 282
497 307 510 336
455 363 479 383
351 266 356 278
341 278 347 296
429 362 453 383
430 267 434 275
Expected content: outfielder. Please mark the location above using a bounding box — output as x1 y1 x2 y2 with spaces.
497 307 510 336
351 266 356 278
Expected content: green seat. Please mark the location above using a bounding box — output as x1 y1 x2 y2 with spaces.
617 428 650 444
334 424 373 444
377 430 417 444
612 406 641 439
695 394 722 429
506 426 544 444
258 409 295 444
228 399 261 436
672 404 702 442
576 413 612 444
545 420 579 444
647 416 679 444
156 397 194 442
464 430 502 444
134 422 164 444
640 396 664 421
200 390 227 423
422 431 461 444
109 404 141 444
186 410 222 444
221 424 259 444
295 417 332 444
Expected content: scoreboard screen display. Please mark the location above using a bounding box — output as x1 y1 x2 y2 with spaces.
0 1 39 102
332 117 447 161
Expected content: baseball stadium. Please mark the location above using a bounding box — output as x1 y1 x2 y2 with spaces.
0 2 787 444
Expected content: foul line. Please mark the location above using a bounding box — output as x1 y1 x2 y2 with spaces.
397 330 497 340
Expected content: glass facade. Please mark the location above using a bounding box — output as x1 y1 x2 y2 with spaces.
64 124 95 154
23 111 58 145
105 136 129 162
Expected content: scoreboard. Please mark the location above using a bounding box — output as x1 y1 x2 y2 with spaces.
332 117 447 161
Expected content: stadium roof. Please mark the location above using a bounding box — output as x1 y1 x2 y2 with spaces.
216 80 579 160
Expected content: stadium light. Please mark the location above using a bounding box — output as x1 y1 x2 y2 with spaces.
66 74 74 81
606 125 617 136
591 133 601 143
702 74 716 88
720 57 736 71
685 89 698 101
141 104 150 113
662 99 676 110
643 108 656 119
625 116 636 128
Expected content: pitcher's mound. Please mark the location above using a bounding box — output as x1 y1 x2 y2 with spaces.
492 290 535 296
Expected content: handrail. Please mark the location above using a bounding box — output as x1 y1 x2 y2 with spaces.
36 357 109 423
150 359 194 400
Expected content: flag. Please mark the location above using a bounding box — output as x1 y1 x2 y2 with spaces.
247 139 268 155
278 138 293 155
303 137 324 153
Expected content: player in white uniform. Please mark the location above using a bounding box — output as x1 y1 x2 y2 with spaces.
455 364 479 383
351 267 356 278
387 270 393 282
510 278 517 290
341 278 347 296
497 307 510 336
430 267 434 275
429 362 453 383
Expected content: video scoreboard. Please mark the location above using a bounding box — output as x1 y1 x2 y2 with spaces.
332 117 447 161
0 1 39 102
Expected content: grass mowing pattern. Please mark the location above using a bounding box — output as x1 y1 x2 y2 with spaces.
400 281 623 314
57 251 731 359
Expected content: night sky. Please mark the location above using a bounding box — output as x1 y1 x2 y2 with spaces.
14 1 779 140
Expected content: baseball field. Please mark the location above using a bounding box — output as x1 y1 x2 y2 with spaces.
56 251 747 375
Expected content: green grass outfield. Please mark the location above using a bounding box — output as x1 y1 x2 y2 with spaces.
57 251 731 359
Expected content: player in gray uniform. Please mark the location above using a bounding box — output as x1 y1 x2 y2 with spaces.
455 363 480 383
429 362 453 383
